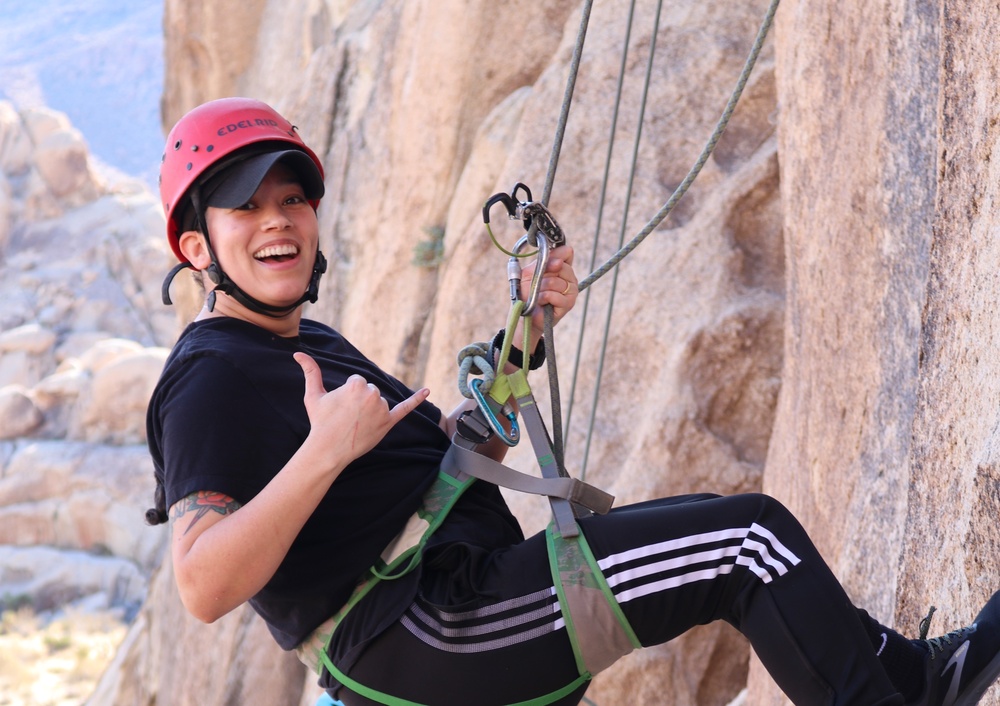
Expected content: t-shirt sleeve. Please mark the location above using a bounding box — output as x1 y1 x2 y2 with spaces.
154 353 301 510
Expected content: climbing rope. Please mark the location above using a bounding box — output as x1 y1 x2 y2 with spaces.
473 0 781 513
533 0 596 473
563 0 640 470
549 0 781 479
574 0 662 480
577 0 781 292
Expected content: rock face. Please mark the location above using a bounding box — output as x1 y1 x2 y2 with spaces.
3 1 998 706
745 1 1000 703
0 97 179 694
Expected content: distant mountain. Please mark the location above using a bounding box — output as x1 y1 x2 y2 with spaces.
0 0 163 187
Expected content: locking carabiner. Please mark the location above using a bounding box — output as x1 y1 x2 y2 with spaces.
510 234 551 316
469 378 520 446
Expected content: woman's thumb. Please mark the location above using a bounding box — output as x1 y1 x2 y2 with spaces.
293 352 326 399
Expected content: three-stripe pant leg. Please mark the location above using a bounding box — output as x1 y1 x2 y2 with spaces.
336 529 589 706
576 492 903 706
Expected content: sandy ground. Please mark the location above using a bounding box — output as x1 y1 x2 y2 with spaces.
0 608 126 706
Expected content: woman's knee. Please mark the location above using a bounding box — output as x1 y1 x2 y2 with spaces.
736 492 815 555
741 492 796 519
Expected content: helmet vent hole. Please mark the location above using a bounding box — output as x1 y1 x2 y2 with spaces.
173 139 182 150
186 163 193 171
206 145 214 152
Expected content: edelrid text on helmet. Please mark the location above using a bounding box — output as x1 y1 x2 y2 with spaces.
159 97 324 263
216 118 280 135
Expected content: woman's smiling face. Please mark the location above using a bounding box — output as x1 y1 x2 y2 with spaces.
202 163 320 313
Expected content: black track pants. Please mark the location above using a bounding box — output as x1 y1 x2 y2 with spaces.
334 493 903 706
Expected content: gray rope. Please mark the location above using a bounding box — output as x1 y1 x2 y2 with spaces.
564 0 639 449
542 0 779 482
541 0 595 207
455 341 496 398
577 0 781 293
580 0 663 482
541 0 595 472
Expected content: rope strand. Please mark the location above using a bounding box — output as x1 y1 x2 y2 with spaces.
564 0 639 447
537 0 780 486
541 0 596 472
577 0 780 292
580 0 663 481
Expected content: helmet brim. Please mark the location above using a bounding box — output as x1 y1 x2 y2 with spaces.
204 149 325 209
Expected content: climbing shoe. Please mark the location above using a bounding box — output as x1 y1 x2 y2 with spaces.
911 590 1000 705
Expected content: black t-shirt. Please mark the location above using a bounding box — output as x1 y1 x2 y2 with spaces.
147 317 523 654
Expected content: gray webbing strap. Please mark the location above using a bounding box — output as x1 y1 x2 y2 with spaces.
514 390 586 537
451 368 614 536
442 444 613 517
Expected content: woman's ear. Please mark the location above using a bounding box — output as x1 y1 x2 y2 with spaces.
178 230 212 269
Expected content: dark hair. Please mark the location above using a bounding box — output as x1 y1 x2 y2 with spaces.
175 198 200 235
145 476 168 525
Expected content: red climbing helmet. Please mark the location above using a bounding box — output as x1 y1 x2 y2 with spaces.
159 97 325 263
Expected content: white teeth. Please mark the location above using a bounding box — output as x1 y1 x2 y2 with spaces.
253 244 299 259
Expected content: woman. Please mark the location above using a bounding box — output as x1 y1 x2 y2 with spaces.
147 97 1000 706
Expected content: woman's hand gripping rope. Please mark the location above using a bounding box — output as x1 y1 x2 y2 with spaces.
517 243 579 350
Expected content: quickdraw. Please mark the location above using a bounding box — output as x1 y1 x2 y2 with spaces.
464 185 609 536
448 188 639 683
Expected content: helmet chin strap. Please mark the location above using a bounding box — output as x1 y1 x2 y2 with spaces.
160 189 328 318
200 243 327 318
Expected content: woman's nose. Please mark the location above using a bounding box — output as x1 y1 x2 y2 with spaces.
259 203 293 230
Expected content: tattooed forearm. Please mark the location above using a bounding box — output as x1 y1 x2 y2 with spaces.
171 490 242 534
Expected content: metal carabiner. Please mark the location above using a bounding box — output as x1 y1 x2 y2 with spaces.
510 233 551 316
470 378 520 446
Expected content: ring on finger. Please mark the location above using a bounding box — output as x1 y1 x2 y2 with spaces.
561 280 572 296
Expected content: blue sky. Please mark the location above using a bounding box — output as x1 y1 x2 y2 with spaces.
0 0 164 186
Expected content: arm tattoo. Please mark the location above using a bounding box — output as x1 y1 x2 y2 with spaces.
171 490 242 534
